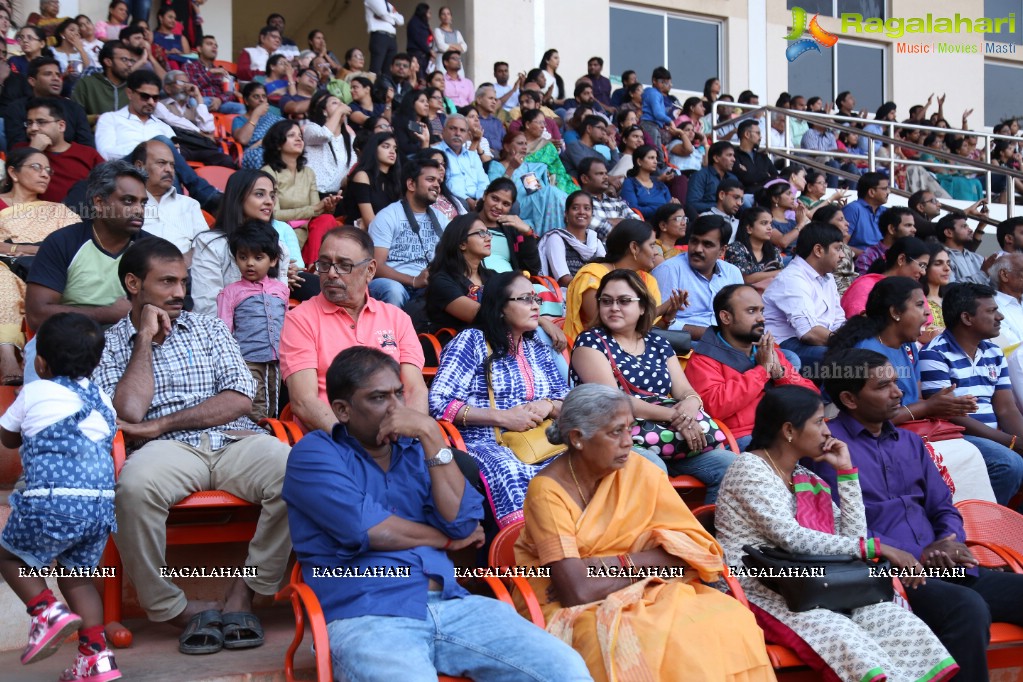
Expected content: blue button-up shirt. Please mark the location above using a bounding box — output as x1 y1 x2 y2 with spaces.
282 425 483 622
809 412 971 572
843 198 887 250
651 253 744 329
477 113 505 153
434 140 490 200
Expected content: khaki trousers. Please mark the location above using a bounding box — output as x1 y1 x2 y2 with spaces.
114 433 292 622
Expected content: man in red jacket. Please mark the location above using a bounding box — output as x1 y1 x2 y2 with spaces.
685 284 816 449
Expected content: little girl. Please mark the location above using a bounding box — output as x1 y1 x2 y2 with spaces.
216 220 290 421
0 312 121 681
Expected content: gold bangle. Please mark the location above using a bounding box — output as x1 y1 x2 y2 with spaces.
1011 435 1018 451
460 405 470 429
903 405 916 420
9 244 16 255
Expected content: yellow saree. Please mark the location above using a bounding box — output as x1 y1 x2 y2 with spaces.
516 455 775 682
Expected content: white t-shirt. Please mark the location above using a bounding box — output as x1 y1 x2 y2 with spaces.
0 378 116 442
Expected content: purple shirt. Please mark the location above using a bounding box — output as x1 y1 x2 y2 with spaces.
809 412 970 571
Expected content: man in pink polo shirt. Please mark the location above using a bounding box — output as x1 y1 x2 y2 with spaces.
280 226 426 432
442 49 474 107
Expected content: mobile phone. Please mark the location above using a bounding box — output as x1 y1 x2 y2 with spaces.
407 121 423 134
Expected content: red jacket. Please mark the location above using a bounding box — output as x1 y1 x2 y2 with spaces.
685 338 817 438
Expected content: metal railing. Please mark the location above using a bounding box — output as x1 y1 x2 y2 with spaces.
708 101 1022 221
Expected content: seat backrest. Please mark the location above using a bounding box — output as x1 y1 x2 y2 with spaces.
956 499 1023 565
195 165 235 192
489 518 525 567
690 504 717 537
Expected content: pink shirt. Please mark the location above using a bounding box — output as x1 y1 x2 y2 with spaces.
279 292 424 405
443 73 475 107
840 273 933 323
216 277 291 333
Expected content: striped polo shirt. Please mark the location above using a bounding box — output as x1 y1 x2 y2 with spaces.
919 330 1009 426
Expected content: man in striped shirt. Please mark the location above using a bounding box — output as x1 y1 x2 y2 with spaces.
919 282 1023 505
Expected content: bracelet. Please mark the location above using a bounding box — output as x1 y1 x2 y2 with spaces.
9 243 16 255
1011 435 1018 451
680 392 704 411
903 405 916 420
460 405 470 429
543 397 556 417
443 538 453 550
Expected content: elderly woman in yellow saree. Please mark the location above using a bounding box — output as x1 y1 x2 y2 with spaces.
515 384 776 682
0 147 81 384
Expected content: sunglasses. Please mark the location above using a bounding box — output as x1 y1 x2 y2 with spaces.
134 91 160 102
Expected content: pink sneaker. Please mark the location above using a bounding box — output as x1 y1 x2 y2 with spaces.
59 649 122 681
20 601 82 665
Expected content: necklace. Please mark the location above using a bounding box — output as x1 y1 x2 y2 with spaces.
615 334 644 356
763 448 793 490
568 453 590 508
92 226 109 253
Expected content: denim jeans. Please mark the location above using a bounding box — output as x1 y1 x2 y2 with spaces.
203 97 245 115
962 435 1023 506
326 593 591 682
22 337 38 384
735 434 753 452
368 278 415 309
780 337 828 382
666 446 736 504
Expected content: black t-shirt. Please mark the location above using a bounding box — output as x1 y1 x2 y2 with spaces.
342 180 397 224
426 267 493 332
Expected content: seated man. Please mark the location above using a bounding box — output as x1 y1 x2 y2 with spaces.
156 70 238 169
941 212 989 285
93 236 291 651
763 222 847 371
369 158 450 310
472 83 505 152
842 172 889 251
686 140 738 215
18 97 104 202
119 25 168 81
282 346 591 680
5 56 94 148
919 282 1023 506
441 49 474 108
579 158 629 240
699 177 743 243
561 114 618 179
855 206 915 274
128 140 207 263
182 35 245 114
236 26 283 81
815 348 1023 682
651 215 743 339
685 284 816 450
70 40 131 118
732 119 777 193
280 226 427 433
434 114 488 208
991 253 1023 349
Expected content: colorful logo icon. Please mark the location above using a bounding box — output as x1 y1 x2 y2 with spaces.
785 6 839 61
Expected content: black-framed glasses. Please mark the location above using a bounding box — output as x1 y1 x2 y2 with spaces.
597 296 641 307
466 230 492 240
313 258 371 275
507 294 542 306
134 91 160 102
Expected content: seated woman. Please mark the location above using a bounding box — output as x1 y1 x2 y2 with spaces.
609 124 645 177
520 108 577 195
348 76 387 130
840 237 930 319
652 203 687 263
233 82 285 170
419 148 467 220
427 70 457 115
572 268 733 495
260 120 340 253
756 181 808 257
922 240 950 332
93 0 129 40
341 132 402 227
488 130 568 237
0 148 81 384
620 145 676 221
428 271 569 527
538 191 605 286
425 213 493 333
515 383 775 682
463 108 494 165
715 385 958 682
261 55 295 104
51 18 93 82
424 86 447 139
474 178 541 275
797 169 847 216
392 89 433 159
280 67 321 120
337 47 373 83
563 218 683 340
827 277 995 503
191 169 301 315
302 92 355 261
666 117 703 173
725 207 782 290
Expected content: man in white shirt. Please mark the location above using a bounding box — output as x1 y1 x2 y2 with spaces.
991 253 1023 350
763 222 847 373
364 0 404 76
95 70 175 161
129 140 207 265
699 178 743 244
492 61 522 113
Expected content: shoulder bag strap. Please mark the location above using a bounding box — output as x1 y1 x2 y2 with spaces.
593 330 656 397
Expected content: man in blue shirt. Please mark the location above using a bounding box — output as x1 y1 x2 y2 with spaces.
814 348 1023 682
842 172 889 250
283 346 591 681
434 114 489 208
652 215 743 339
685 141 738 215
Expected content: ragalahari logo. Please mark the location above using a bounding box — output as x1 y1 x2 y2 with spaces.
785 6 839 61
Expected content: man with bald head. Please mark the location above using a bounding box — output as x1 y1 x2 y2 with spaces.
280 226 427 433
434 114 489 208
991 253 1023 349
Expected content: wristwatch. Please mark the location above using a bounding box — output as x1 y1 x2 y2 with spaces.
425 447 454 468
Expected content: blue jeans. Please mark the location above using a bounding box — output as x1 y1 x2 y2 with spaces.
22 337 38 384
666 447 736 504
326 593 591 682
204 97 245 115
129 0 151 23
735 434 753 452
368 278 416 309
963 435 1023 506
780 349 802 373
780 337 828 381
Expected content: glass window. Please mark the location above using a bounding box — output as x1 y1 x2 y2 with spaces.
667 17 720 92
985 62 1023 126
984 0 1022 44
836 43 884 113
610 7 663 84
787 51 834 108
787 0 884 18
787 0 832 15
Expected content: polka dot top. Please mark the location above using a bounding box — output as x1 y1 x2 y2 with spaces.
571 328 676 395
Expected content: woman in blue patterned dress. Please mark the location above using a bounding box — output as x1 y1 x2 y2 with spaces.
429 271 569 527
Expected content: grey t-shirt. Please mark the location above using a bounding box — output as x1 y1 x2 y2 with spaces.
368 201 451 277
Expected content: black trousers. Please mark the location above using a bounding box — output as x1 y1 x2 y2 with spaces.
905 568 1023 681
368 31 397 76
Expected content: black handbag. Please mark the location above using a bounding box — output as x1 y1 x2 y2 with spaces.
741 544 894 613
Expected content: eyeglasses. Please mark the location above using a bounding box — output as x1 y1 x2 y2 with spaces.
669 215 688 224
313 258 371 275
23 118 56 128
598 296 642 308
507 294 542 306
907 256 928 272
466 230 492 240
16 34 39 41
134 91 160 102
117 57 135 64
20 162 52 175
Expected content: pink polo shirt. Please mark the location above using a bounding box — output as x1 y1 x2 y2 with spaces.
280 292 424 405
444 73 476 107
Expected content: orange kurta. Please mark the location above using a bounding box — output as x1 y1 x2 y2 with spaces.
516 455 776 682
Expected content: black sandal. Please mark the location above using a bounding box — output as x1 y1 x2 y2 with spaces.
221 611 264 650
178 609 224 655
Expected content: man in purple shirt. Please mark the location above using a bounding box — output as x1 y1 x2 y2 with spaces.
812 348 1023 681
585 57 612 109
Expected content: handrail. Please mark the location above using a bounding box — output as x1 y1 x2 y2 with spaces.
710 101 1017 219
